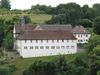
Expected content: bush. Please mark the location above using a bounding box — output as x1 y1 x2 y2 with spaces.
8 64 17 72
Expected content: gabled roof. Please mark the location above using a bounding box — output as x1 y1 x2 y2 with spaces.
15 24 36 33
37 24 72 31
72 25 90 34
16 30 76 40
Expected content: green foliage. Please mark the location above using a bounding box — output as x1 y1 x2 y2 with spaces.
23 16 32 24
97 70 100 75
0 64 16 75
55 56 70 75
86 34 100 52
89 45 100 59
3 33 13 50
0 0 11 9
23 55 90 75
47 3 83 25
90 60 100 75
0 18 5 47
72 56 89 75
78 19 92 27
93 16 100 34
82 5 89 18
8 64 17 72
0 67 11 75
31 4 54 14
46 14 67 24
23 60 55 75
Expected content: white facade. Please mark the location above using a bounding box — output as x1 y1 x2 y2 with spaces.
15 40 77 58
73 34 91 43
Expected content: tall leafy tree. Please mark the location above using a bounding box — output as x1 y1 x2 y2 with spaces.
78 19 92 27
0 18 5 47
0 0 11 9
93 16 100 34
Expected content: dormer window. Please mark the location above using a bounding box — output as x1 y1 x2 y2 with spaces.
86 34 88 37
25 40 27 43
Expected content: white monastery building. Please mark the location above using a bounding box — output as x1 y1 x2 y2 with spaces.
72 26 91 43
13 24 91 58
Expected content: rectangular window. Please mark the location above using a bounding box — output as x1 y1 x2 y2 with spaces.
81 35 82 37
67 40 69 42
46 46 49 49
40 46 44 49
56 46 60 49
41 40 43 43
52 40 54 43
24 46 27 49
62 40 64 42
25 40 27 43
31 40 32 43
78 34 80 37
35 46 38 49
71 46 74 49
36 40 38 43
66 46 69 49
30 46 33 49
51 46 55 49
72 40 74 42
61 46 65 49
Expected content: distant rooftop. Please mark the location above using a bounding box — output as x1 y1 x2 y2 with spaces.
38 24 72 31
72 25 90 34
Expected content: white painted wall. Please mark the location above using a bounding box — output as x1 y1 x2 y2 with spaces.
74 34 91 43
15 40 77 58
13 25 16 39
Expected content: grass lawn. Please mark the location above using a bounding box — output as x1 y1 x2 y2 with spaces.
29 14 52 24
7 53 87 75
0 14 52 24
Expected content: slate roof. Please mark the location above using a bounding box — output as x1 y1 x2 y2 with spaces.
72 26 90 34
16 30 76 40
38 24 72 31
15 24 36 33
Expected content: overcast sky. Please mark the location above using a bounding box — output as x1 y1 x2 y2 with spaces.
10 0 100 10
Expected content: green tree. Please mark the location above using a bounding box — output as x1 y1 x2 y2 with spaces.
72 56 89 75
46 14 67 24
85 8 97 20
89 45 100 59
82 5 89 18
93 16 100 34
55 56 69 75
78 19 92 27
65 3 83 25
93 3 100 16
0 68 11 75
86 34 100 52
24 60 55 75
3 33 13 50
90 60 100 75
0 18 5 47
0 0 11 9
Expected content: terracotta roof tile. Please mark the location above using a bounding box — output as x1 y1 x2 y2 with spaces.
72 25 90 34
16 30 76 40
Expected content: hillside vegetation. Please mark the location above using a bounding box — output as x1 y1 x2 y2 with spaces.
0 14 52 24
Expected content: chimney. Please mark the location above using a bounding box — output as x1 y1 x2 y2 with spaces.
20 16 25 25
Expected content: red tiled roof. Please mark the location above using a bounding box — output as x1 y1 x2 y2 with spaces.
72 26 90 34
16 30 76 40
